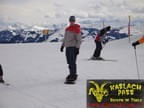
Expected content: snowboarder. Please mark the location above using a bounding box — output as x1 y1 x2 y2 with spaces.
0 64 5 83
132 36 144 48
91 26 111 60
60 16 82 83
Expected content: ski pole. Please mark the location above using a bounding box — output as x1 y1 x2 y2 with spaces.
134 47 140 79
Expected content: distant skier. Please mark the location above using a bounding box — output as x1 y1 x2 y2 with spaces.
132 36 144 48
60 16 82 83
91 26 111 60
0 64 5 83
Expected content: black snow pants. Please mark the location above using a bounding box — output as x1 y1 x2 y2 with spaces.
93 41 102 57
66 47 78 75
0 64 3 76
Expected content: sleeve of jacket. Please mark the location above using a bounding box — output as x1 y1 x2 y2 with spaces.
138 36 144 44
61 31 66 47
75 33 82 48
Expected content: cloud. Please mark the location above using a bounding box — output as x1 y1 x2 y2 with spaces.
86 0 144 22
1 0 30 5
123 0 144 14
0 0 144 25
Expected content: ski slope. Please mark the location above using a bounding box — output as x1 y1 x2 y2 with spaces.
0 36 144 108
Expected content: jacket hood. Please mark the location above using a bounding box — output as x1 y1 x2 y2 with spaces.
66 24 80 34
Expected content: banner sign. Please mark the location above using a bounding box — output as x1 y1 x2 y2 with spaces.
87 80 144 108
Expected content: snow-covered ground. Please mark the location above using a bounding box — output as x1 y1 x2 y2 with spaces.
0 36 144 108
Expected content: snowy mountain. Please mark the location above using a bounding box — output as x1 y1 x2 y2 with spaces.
0 25 56 43
0 35 143 108
47 25 130 42
0 23 142 43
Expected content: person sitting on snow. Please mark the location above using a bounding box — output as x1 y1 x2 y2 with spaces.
132 36 144 48
0 64 5 83
91 26 111 60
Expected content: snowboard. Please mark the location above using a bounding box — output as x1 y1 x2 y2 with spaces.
64 80 75 84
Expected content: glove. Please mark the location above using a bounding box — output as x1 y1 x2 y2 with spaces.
132 41 139 49
75 48 79 55
60 46 64 52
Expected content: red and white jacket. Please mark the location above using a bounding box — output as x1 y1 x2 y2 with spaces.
62 24 82 48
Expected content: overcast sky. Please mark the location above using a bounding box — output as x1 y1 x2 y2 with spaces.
0 0 144 25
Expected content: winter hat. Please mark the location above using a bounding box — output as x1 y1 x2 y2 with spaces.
69 16 75 22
